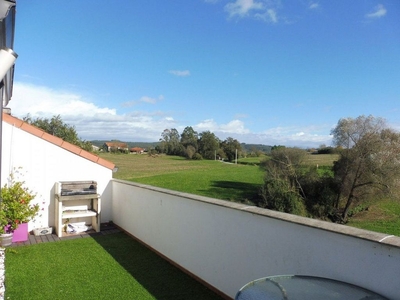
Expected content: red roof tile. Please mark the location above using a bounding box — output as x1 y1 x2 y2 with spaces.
105 142 128 148
2 113 115 170
130 147 144 152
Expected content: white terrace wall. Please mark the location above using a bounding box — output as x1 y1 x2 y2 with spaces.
1 120 114 230
112 179 400 300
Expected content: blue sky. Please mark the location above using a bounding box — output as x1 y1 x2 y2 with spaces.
8 0 400 147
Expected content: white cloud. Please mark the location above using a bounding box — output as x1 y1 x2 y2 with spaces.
169 70 191 77
195 119 249 134
365 4 387 19
255 8 278 23
192 119 329 146
8 82 175 142
7 82 333 147
225 0 264 18
219 0 327 24
224 0 283 23
195 119 218 131
201 124 332 147
267 9 277 23
257 125 332 147
9 82 116 117
220 120 250 134
140 95 164 104
122 95 164 107
194 119 257 142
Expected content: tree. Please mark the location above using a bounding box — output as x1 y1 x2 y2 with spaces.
271 145 286 151
180 126 198 150
23 114 92 152
159 128 183 156
249 146 263 157
159 129 171 154
331 115 400 221
221 137 241 162
185 145 196 159
180 126 198 158
259 147 307 215
198 131 220 160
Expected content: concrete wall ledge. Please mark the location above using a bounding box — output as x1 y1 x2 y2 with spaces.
112 179 400 248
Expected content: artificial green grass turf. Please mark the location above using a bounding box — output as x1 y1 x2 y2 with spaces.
5 233 223 300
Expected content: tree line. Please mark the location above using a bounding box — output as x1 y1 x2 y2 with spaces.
23 114 93 152
156 127 243 162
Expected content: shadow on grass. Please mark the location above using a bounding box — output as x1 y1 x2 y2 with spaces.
91 232 224 300
200 180 262 204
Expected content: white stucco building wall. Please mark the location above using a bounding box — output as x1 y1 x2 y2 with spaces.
1 113 115 230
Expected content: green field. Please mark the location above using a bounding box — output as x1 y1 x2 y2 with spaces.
347 199 400 236
101 153 265 203
304 153 339 167
100 153 399 236
237 155 268 165
237 153 339 167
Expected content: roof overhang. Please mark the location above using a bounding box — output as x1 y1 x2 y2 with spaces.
0 0 16 107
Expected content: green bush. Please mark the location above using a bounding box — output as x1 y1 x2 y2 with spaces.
192 153 203 160
0 170 39 233
260 176 306 216
299 166 337 219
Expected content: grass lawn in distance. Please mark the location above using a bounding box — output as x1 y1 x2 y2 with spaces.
304 153 339 167
5 232 223 300
237 153 339 168
347 199 400 236
237 155 267 165
101 153 265 203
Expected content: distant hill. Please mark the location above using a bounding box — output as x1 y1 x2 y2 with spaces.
241 143 272 154
90 140 159 150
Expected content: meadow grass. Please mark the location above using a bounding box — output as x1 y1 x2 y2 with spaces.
237 155 267 165
100 152 336 204
101 153 264 203
237 153 339 167
305 153 339 167
347 199 400 236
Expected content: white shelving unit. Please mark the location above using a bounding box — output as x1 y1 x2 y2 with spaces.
54 181 101 237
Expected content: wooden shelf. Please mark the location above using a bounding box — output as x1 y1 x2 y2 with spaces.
62 210 97 219
55 193 101 237
57 194 99 201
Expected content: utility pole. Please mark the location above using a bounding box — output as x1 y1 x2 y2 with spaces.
235 149 237 164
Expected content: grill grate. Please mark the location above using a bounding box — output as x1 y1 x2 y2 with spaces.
56 181 97 197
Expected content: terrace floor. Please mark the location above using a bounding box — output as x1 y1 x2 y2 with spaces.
6 223 225 300
9 222 121 247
